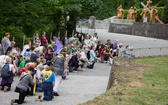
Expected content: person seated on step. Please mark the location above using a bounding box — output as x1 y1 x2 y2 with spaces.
123 45 135 58
87 45 97 69
110 39 119 57
117 43 124 57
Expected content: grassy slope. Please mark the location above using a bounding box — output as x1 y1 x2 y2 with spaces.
135 56 168 105
79 56 168 105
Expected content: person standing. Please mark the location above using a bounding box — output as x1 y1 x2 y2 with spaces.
0 44 4 55
11 67 35 105
1 32 11 55
21 40 31 57
53 50 67 96
33 32 41 46
40 32 48 46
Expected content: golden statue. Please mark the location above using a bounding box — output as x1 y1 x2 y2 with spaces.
147 0 152 5
150 6 158 23
117 5 124 19
127 6 137 21
140 7 150 22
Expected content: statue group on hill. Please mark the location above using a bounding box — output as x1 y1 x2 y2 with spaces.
116 0 159 23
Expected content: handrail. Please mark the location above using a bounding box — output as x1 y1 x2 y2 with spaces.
133 47 168 50
122 47 168 58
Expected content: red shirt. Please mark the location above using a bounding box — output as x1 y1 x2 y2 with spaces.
40 35 48 46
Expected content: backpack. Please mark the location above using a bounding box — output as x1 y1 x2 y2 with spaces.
1 63 11 79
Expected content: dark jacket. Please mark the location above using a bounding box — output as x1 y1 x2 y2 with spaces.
53 54 66 76
69 55 79 67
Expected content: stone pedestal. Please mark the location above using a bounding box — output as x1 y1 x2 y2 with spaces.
89 16 96 29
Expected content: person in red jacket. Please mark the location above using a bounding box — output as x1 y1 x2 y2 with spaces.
100 44 105 63
40 32 48 46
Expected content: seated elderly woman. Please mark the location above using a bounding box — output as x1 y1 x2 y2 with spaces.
80 48 89 68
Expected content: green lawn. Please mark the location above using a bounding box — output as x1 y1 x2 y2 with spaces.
135 56 168 105
80 56 168 105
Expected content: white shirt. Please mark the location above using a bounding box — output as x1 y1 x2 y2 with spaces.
0 55 10 67
9 64 14 71
91 37 98 42
36 70 42 79
21 45 30 56
84 39 91 45
80 52 87 60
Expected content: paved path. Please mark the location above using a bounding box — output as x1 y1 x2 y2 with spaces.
0 29 168 105
0 63 111 105
77 28 168 57
77 28 168 48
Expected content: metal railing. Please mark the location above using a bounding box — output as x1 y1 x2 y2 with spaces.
111 19 135 25
125 47 168 58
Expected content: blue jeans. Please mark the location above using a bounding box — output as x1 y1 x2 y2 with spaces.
37 83 43 92
69 65 79 72
69 65 73 72
43 90 53 101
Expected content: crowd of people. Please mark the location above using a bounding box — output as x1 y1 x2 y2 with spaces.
0 31 134 105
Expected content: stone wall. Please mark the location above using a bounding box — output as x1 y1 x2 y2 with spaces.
108 22 168 40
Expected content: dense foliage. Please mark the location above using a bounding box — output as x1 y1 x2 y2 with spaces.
0 0 167 47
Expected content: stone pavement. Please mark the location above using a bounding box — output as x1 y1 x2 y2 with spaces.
0 63 111 105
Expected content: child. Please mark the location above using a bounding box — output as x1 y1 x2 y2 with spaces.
36 64 44 92
36 66 55 102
